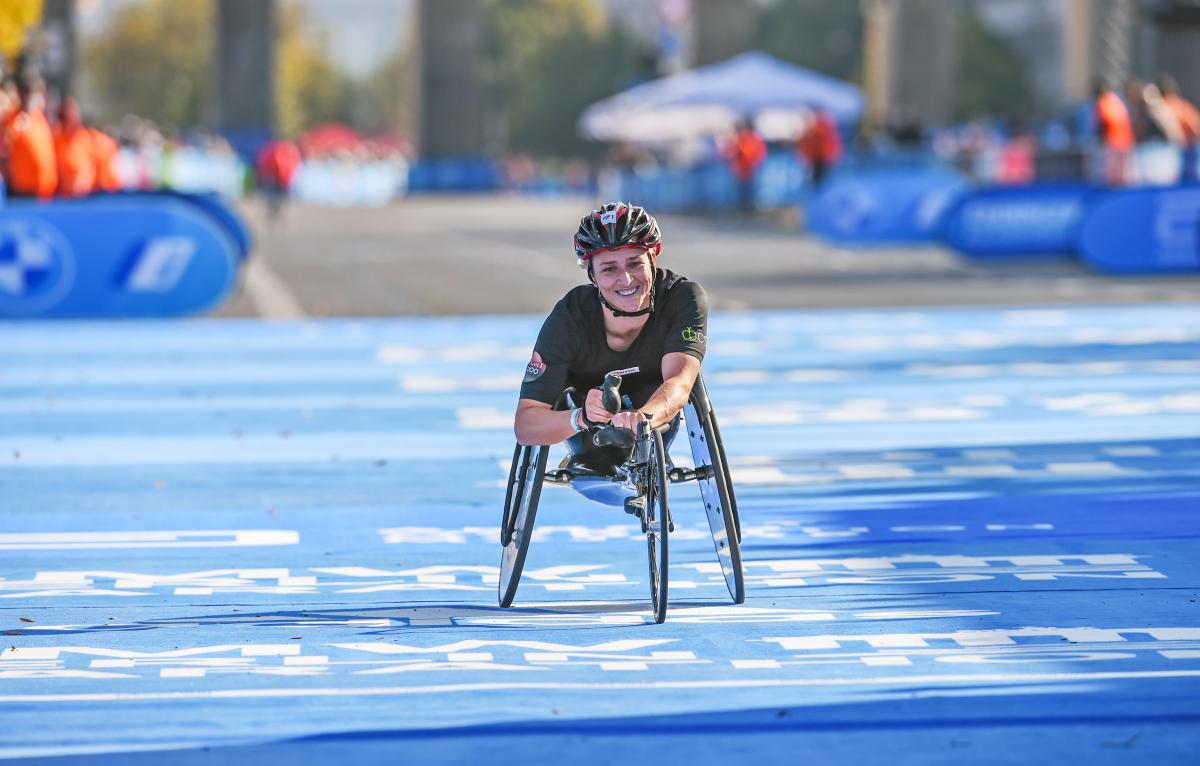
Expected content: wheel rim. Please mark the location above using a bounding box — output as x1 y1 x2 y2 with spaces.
646 431 669 623
500 444 524 547
708 409 741 544
685 401 745 604
499 445 545 607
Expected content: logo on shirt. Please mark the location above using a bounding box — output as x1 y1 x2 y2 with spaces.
681 326 705 344
606 366 640 377
523 351 546 383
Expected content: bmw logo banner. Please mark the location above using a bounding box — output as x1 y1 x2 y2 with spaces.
0 195 241 318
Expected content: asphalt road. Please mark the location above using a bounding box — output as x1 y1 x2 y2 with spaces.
216 195 1200 318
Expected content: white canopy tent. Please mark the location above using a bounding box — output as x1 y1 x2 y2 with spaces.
579 51 865 142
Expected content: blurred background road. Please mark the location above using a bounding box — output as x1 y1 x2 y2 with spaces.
220 196 1200 318
4 1 1200 322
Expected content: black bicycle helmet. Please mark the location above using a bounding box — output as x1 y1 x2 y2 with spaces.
573 202 662 268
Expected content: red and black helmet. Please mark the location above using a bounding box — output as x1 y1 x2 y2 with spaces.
573 202 662 268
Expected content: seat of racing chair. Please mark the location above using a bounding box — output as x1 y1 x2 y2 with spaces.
561 416 680 479
563 427 635 478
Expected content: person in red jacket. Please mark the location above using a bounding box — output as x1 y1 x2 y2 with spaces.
2 78 57 199
53 97 97 197
256 138 302 223
723 119 765 212
796 109 843 188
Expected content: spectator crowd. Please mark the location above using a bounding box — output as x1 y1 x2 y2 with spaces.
0 74 120 199
926 73 1199 188
1093 74 1199 185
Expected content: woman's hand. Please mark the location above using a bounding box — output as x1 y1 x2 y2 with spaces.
584 388 613 425
610 410 648 430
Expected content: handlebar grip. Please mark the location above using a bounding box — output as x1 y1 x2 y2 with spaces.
601 373 623 414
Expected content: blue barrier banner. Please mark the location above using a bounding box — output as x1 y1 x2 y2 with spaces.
806 168 966 244
0 196 240 318
408 159 497 193
942 183 1094 258
1076 185 1200 274
132 191 254 260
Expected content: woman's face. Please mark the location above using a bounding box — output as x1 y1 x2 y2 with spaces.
590 246 654 314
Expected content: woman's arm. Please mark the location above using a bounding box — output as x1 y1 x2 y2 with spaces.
610 352 700 431
514 398 581 446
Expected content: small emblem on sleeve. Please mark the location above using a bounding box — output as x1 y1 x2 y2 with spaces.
524 351 546 383
681 326 705 344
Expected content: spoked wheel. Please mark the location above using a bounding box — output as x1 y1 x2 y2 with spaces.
498 442 549 607
685 376 745 604
644 428 670 624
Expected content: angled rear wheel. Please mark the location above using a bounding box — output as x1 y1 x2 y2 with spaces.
685 376 745 604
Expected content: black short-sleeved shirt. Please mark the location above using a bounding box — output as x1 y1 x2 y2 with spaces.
520 268 707 408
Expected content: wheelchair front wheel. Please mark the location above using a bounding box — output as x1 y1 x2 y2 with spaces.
498 443 549 608
644 428 670 624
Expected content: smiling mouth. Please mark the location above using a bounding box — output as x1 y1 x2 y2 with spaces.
616 287 640 297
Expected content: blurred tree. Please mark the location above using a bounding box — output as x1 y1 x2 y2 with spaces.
275 2 351 137
82 0 211 127
0 0 44 67
484 0 647 157
954 10 1036 122
83 0 356 137
755 0 863 82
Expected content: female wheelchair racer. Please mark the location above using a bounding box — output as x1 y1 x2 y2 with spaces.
501 202 744 623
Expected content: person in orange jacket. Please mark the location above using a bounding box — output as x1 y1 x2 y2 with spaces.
796 109 843 188
1158 74 1200 183
88 124 121 192
2 77 58 199
1093 80 1134 185
53 96 97 197
723 119 766 212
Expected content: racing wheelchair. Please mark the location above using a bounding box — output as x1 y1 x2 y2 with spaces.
498 372 744 623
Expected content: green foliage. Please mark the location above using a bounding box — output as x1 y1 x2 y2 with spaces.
755 0 862 82
484 0 649 158
81 0 400 138
81 0 212 127
954 10 1035 121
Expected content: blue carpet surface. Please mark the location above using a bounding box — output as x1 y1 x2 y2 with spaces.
1 305 1198 764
